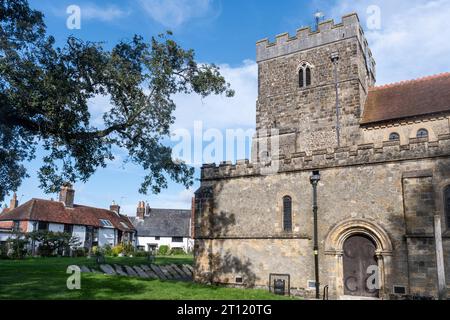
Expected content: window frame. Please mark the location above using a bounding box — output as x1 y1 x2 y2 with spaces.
416 128 429 139
298 63 312 88
445 185 450 229
389 132 400 141
283 196 293 232
38 221 49 231
172 237 183 243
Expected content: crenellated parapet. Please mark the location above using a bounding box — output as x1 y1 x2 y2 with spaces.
256 13 375 73
201 134 450 181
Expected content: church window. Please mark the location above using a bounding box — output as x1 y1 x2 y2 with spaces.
283 196 293 232
417 129 429 139
445 186 450 229
389 133 400 141
305 67 311 86
298 63 312 88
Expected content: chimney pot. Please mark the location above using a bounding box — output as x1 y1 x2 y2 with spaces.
9 193 18 210
137 201 145 220
110 201 120 214
59 184 75 208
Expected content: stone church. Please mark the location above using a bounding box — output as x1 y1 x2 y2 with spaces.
193 13 450 299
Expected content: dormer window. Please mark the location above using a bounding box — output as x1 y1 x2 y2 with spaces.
298 63 312 88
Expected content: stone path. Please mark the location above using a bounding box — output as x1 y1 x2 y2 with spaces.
79 263 193 282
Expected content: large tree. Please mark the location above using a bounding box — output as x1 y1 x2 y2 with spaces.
0 0 234 202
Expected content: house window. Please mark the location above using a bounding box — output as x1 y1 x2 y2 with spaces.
155 236 161 240
99 219 113 227
283 196 293 232
298 63 312 88
417 129 429 139
172 237 183 243
38 221 49 231
13 221 20 232
445 186 450 229
64 224 73 235
389 132 400 141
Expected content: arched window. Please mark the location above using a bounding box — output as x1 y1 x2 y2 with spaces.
283 196 292 232
389 132 400 141
305 67 311 86
298 63 312 88
299 69 304 88
417 129 429 139
445 186 450 229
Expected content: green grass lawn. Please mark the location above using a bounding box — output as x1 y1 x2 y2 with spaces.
0 256 291 300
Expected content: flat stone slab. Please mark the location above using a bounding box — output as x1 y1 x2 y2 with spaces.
165 265 183 280
113 264 128 276
124 265 138 277
80 266 92 273
157 265 173 280
140 265 158 279
99 264 116 275
181 265 193 277
169 264 188 279
149 265 168 280
133 266 149 278
184 264 194 273
172 264 192 280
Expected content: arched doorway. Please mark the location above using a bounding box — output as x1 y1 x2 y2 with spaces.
324 219 393 299
343 235 379 297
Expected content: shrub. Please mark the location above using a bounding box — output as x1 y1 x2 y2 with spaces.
122 243 135 256
111 244 124 257
72 247 88 257
170 247 186 256
6 232 28 260
158 245 169 256
134 250 148 257
102 244 112 256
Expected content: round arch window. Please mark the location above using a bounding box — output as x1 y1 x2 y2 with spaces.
417 129 429 139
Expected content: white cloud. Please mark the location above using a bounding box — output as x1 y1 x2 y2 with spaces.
328 0 450 84
172 59 258 130
138 0 216 28
81 4 130 22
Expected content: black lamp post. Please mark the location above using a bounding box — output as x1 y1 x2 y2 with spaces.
310 170 321 299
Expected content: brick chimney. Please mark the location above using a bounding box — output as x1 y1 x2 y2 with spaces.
110 201 120 214
59 184 75 208
9 193 18 210
136 201 145 219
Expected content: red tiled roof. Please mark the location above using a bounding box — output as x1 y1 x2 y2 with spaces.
0 199 135 232
361 72 450 125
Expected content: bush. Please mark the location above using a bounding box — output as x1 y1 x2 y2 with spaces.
158 245 169 256
103 244 112 256
134 250 148 257
170 247 186 256
122 242 135 256
111 244 124 257
72 247 88 257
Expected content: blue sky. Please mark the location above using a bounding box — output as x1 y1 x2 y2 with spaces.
4 0 450 215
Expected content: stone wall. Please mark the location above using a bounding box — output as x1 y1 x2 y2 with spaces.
195 156 450 298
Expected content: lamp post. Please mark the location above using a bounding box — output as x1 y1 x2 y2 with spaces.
310 170 321 299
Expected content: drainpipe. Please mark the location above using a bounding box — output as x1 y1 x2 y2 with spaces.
331 52 341 147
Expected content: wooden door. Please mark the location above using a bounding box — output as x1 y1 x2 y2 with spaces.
343 235 379 297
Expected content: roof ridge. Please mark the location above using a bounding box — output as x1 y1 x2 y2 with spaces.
370 72 450 91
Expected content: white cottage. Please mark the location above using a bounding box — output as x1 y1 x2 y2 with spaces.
0 185 136 251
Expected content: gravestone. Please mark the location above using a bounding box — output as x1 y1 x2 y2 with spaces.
99 264 116 275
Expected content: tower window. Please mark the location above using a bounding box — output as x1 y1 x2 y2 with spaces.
283 196 293 232
299 69 304 87
298 63 312 88
417 129 429 139
305 67 311 86
389 133 400 141
445 186 450 229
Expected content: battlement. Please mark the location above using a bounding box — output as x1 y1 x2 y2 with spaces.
201 134 450 181
256 13 373 64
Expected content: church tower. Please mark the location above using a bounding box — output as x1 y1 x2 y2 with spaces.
253 13 376 161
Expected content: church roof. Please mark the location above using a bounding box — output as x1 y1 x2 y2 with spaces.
0 199 135 232
129 209 191 238
361 72 450 125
